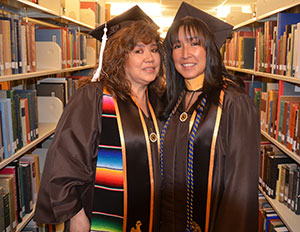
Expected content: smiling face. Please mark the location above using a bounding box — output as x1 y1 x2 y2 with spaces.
125 41 161 90
172 26 206 80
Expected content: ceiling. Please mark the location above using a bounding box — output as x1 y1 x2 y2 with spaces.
106 0 257 21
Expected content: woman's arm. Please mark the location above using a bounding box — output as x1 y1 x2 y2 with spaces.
70 208 90 232
34 83 102 224
214 93 260 232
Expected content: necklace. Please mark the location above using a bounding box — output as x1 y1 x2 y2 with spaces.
180 91 195 122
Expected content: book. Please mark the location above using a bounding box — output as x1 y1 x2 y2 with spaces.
14 89 38 141
19 161 33 214
0 98 14 158
295 166 300 214
37 83 66 107
0 186 4 232
0 90 19 152
241 37 255 69
0 34 3 76
2 191 10 232
0 18 12 75
37 78 69 105
19 98 30 146
35 27 67 69
19 155 39 204
266 153 294 199
0 164 23 223
0 175 17 232
0 113 4 162
277 13 300 41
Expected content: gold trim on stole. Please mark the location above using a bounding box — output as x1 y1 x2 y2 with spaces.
113 97 128 231
205 90 224 232
131 94 159 232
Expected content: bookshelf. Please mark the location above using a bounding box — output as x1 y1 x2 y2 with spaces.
16 204 36 231
259 186 299 232
261 130 300 165
0 64 96 82
0 122 56 169
224 2 300 231
15 0 94 31
0 0 99 230
227 66 300 84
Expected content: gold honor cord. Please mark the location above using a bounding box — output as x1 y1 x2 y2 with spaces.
189 110 197 133
113 97 128 231
131 93 159 232
205 90 224 232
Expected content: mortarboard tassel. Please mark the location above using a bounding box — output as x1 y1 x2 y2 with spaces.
91 23 108 82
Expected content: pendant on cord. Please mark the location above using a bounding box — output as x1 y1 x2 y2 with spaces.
180 112 188 122
150 132 157 143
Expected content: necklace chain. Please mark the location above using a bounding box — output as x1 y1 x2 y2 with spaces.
185 91 196 111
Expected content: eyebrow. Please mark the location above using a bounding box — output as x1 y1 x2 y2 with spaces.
136 42 158 48
174 35 198 43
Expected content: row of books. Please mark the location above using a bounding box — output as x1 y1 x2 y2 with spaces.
259 192 289 232
244 79 300 155
22 221 65 232
223 12 300 78
0 75 88 161
260 142 300 216
0 89 39 160
0 153 41 232
0 13 97 76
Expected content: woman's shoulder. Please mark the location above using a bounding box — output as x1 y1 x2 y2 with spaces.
71 81 103 101
222 82 257 111
224 81 250 101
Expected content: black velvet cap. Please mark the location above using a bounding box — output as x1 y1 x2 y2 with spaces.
89 5 158 41
174 2 233 48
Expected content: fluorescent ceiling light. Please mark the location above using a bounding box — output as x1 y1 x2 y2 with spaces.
110 3 162 17
216 6 230 18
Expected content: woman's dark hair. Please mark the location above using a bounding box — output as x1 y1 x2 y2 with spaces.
79 20 165 99
163 16 243 117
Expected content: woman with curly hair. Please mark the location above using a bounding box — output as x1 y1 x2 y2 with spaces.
34 6 165 232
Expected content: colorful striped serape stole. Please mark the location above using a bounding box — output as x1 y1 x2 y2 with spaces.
91 93 124 232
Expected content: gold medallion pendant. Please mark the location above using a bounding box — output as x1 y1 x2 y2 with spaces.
149 132 157 142
180 112 188 122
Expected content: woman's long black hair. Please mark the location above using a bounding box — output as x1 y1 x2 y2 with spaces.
162 16 244 118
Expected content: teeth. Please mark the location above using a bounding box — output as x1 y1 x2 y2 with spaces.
182 63 195 67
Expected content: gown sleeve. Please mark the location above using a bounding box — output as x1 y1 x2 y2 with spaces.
214 92 260 232
33 83 102 224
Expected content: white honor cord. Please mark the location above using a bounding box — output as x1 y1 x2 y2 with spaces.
91 23 108 82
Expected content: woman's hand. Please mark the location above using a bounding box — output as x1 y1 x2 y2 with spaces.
70 208 90 232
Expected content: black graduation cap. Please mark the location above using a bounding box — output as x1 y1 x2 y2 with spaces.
90 5 158 82
174 2 233 48
89 5 158 41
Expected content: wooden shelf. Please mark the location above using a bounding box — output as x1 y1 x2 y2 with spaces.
261 130 300 165
3 0 95 31
226 66 300 85
16 205 36 232
233 2 300 29
259 186 300 232
0 65 96 82
16 0 59 17
0 123 56 169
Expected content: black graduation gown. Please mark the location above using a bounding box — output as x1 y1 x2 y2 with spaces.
160 84 260 232
34 82 162 231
